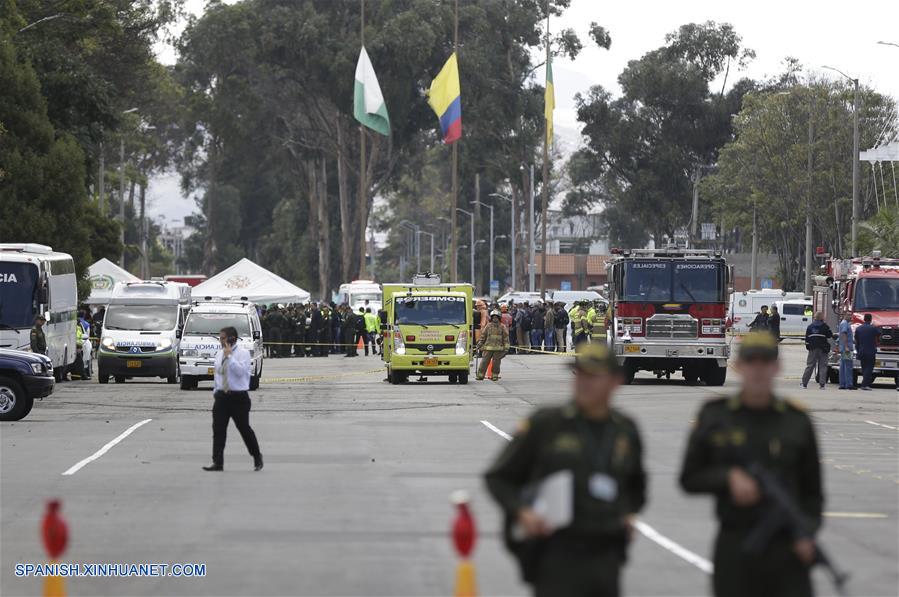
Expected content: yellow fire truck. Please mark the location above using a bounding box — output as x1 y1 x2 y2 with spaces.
381 274 473 384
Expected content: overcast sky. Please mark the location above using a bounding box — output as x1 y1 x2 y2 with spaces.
149 0 899 223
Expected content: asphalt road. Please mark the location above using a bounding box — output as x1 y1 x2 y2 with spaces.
2 342 897 597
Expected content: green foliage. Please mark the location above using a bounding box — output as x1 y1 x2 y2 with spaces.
701 80 897 288
855 208 899 258
567 21 754 246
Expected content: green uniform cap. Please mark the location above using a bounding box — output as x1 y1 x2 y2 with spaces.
737 331 779 361
573 342 621 375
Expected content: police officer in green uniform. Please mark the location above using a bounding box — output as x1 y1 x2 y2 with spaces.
30 315 47 355
679 332 823 597
485 343 647 597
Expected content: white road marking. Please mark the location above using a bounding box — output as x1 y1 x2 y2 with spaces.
864 420 897 431
62 419 153 476
824 512 888 519
480 419 714 575
480 420 512 440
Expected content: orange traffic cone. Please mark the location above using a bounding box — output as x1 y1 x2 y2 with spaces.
485 358 493 380
42 499 67 597
357 336 364 350
450 490 477 597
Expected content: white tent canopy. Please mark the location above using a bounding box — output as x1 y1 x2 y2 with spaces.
191 258 310 305
86 258 140 305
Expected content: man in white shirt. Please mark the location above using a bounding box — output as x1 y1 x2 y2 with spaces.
203 326 263 471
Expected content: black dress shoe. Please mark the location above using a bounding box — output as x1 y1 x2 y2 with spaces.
202 464 223 471
254 457 264 471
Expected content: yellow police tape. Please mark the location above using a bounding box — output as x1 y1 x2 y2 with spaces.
263 367 383 383
511 346 575 357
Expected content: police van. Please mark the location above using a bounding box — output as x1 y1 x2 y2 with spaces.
97 281 191 384
178 298 263 391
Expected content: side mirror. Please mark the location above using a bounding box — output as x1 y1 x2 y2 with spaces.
252 330 261 340
37 286 49 305
175 329 182 339
378 311 387 325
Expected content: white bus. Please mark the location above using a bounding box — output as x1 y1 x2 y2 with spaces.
0 244 78 380
338 280 382 313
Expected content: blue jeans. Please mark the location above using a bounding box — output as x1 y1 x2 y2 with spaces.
530 329 543 349
544 328 554 350
839 358 855 388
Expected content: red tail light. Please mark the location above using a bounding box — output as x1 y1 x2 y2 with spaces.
445 335 455 341
700 318 725 337
405 335 416 342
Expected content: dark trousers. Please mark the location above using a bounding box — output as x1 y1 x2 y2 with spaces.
801 348 828 386
859 354 876 387
712 529 812 597
212 391 261 466
533 536 623 597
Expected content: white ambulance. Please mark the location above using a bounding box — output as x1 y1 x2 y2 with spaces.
178 298 263 390
97 280 190 384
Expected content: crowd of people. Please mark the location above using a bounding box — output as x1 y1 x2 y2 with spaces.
476 298 610 354
259 302 381 358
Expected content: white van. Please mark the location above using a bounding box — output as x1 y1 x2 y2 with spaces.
178 299 263 391
338 280 382 313
550 290 605 311
97 281 191 384
728 289 807 334
773 299 814 338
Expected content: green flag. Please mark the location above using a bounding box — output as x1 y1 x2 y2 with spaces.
354 47 390 136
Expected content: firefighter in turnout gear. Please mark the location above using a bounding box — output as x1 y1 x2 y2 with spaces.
571 302 591 347
484 342 647 596
476 310 510 381
588 300 609 345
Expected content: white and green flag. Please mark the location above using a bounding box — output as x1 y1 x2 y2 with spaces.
354 47 390 136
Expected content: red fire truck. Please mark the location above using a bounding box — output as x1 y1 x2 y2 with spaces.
606 247 732 385
813 251 899 385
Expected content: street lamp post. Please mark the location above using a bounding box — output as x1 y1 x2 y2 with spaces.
400 220 420 271
471 199 494 294
417 230 435 273
118 108 138 269
489 192 516 290
456 208 475 287
456 244 468 279
822 65 860 257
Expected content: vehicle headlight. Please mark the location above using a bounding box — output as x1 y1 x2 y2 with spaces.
180 348 198 357
31 363 43 374
101 336 115 349
157 338 172 351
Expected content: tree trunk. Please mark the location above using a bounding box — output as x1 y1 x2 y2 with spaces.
317 158 331 301
306 159 321 298
336 118 354 283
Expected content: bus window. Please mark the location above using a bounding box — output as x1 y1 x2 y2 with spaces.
0 262 39 329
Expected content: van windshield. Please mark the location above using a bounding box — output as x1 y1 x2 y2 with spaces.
351 293 381 303
395 296 467 325
184 313 251 336
855 278 899 311
104 305 178 331
0 262 39 329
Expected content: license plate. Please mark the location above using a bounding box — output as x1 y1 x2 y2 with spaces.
624 344 640 353
207 367 215 375
877 360 897 369
423 357 438 367
126 360 142 368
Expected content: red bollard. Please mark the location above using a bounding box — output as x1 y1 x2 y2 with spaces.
450 490 477 597
42 499 68 597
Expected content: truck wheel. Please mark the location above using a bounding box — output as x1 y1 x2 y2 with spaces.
827 368 839 384
683 365 699 385
703 365 727 387
98 368 109 384
623 362 637 385
0 376 31 421
458 373 469 385
114 375 125 384
249 374 260 390
166 364 180 384
389 370 400 385
180 375 197 390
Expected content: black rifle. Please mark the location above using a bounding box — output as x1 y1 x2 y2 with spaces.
743 461 850 596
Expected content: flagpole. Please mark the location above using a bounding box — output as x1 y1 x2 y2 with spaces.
450 0 459 283
540 3 550 301
359 0 368 279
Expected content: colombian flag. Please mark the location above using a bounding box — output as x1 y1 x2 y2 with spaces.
427 53 462 144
